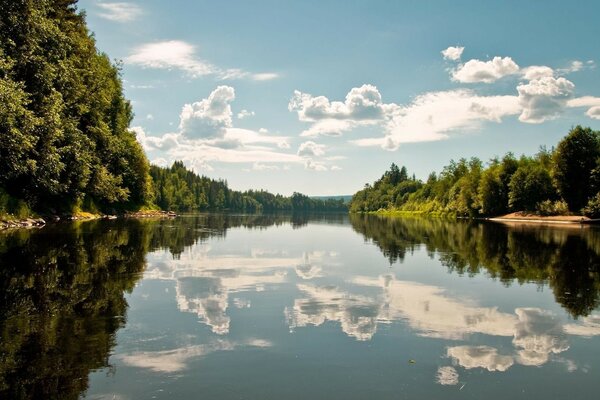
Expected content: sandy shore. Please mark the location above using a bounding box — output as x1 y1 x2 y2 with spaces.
489 212 598 225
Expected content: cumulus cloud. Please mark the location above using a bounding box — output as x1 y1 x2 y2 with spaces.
441 46 464 61
353 89 520 150
290 84 387 121
179 86 235 138
522 65 555 80
134 87 302 171
452 56 520 83
237 109 255 119
97 2 142 22
126 40 278 81
297 141 326 157
289 85 391 137
517 76 575 123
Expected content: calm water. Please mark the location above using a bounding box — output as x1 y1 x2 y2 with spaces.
1 214 600 399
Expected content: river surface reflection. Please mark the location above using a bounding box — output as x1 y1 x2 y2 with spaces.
1 214 599 399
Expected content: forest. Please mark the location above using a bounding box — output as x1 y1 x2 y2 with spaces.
0 1 345 218
150 161 347 213
349 126 600 218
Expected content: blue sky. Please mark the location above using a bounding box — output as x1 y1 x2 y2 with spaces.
79 0 600 195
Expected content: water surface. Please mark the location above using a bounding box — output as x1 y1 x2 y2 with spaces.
1 214 599 399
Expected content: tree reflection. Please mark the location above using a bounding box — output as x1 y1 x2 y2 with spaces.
350 214 600 318
0 213 347 399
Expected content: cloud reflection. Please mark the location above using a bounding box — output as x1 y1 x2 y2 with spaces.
146 247 334 334
119 339 271 373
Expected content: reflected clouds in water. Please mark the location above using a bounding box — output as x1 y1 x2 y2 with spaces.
119 339 271 373
145 246 335 334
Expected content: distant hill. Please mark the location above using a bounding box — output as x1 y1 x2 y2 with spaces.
311 195 353 204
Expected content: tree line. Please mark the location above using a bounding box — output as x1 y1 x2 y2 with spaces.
350 126 600 217
150 161 347 213
0 1 345 217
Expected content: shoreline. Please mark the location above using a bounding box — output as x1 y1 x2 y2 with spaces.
363 210 600 226
0 210 177 231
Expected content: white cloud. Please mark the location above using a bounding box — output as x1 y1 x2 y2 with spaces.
252 73 280 81
353 89 520 150
131 126 180 151
97 2 142 22
252 162 280 171
330 165 342 171
133 87 301 171
289 85 390 137
517 76 575 123
297 141 326 157
146 114 154 120
179 86 235 138
299 120 355 137
587 106 600 119
290 84 387 121
566 96 600 120
126 40 278 81
441 46 464 61
237 109 255 119
522 65 555 80
558 60 588 74
304 159 328 171
452 56 520 83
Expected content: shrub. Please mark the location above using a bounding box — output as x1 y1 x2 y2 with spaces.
536 200 569 216
583 193 600 218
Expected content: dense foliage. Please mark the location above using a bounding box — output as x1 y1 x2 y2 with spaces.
0 0 153 214
150 161 347 212
350 126 600 217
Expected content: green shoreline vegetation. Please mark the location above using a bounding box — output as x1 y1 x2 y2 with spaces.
2 2 598 225
0 1 345 224
349 126 600 219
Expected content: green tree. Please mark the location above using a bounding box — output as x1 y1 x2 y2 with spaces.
553 126 600 211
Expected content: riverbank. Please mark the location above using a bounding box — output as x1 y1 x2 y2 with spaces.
363 209 600 225
489 212 599 225
0 210 177 231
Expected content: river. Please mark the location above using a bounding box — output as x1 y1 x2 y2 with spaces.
1 213 599 399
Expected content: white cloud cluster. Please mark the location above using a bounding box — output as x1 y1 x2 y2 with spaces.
290 48 598 150
237 109 255 119
126 40 278 81
452 56 520 83
97 2 142 22
179 86 235 138
289 84 391 137
134 86 300 172
297 141 326 157
517 76 575 123
441 46 464 61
